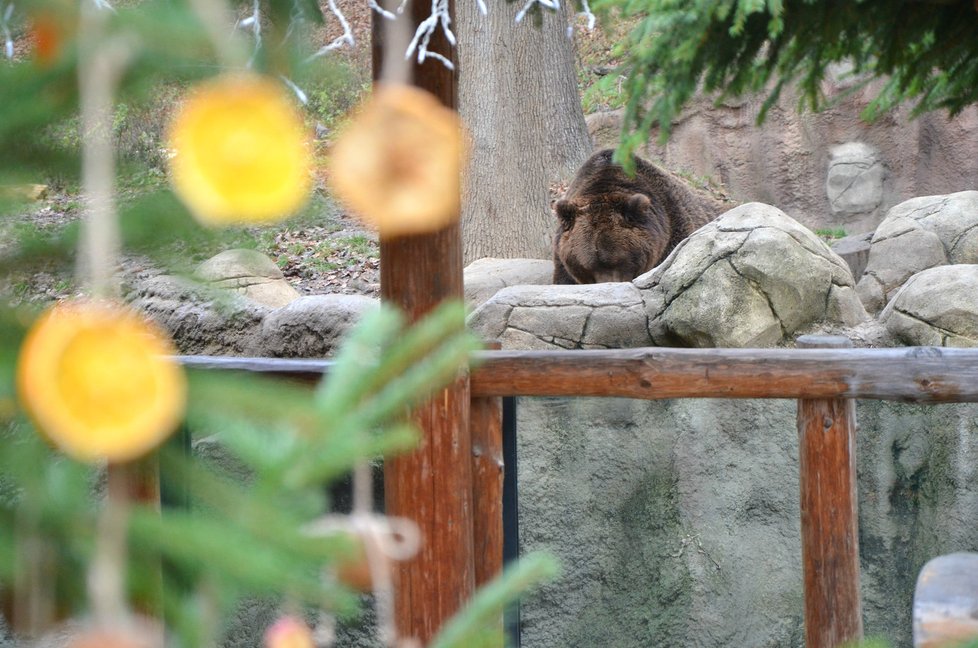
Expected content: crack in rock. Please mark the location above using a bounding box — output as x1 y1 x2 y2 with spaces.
580 308 595 344
890 306 966 341
903 196 950 223
650 233 751 311
725 256 786 338
828 162 882 211
948 221 978 259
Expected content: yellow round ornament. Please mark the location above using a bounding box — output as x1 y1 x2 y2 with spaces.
167 74 313 226
17 301 187 463
264 616 315 648
328 84 467 237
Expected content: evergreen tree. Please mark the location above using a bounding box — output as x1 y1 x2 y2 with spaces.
594 0 978 162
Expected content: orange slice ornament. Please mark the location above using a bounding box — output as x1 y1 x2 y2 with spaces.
264 616 315 648
167 74 313 227
16 301 186 463
328 84 467 237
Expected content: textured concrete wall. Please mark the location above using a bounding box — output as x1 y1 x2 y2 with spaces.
588 83 978 236
515 397 978 648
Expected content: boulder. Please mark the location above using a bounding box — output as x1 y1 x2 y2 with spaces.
463 257 553 308
127 274 376 358
826 142 884 217
855 191 978 312
469 203 867 349
469 283 649 350
641 203 867 347
586 109 625 150
879 265 978 347
197 249 302 308
258 295 378 357
830 231 873 281
127 274 270 356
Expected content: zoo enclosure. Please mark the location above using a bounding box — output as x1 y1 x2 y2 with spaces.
181 339 978 648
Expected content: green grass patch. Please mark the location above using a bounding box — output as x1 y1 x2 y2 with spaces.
815 227 848 240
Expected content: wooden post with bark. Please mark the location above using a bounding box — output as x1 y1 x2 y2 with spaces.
471 341 504 589
372 0 476 643
795 335 863 648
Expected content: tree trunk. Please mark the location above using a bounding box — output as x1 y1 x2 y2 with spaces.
457 1 592 263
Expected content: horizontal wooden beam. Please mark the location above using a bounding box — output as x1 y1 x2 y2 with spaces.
470 346 978 402
177 345 978 403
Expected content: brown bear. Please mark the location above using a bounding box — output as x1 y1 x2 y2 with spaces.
553 149 730 284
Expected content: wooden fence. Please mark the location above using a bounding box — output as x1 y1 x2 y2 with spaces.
180 336 978 648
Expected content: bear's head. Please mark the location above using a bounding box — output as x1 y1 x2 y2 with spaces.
553 192 670 284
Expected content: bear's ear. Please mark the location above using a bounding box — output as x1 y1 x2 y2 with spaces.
625 194 652 221
554 200 578 225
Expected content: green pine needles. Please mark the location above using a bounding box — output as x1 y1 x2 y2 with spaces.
1 303 555 646
595 0 978 165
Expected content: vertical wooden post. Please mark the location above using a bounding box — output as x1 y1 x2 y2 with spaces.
796 335 863 648
472 341 504 589
118 459 164 619
372 1 474 643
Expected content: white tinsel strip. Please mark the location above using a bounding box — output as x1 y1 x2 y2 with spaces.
280 74 308 104
515 0 560 24
369 0 397 21
405 0 456 69
578 0 596 30
2 2 13 60
91 0 116 12
236 0 261 67
306 0 355 60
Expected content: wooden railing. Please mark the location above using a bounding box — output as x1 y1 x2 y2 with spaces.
179 337 978 648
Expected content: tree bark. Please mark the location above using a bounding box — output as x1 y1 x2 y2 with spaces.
457 1 592 263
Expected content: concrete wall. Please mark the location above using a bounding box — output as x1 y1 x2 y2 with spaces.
515 397 978 647
588 83 978 236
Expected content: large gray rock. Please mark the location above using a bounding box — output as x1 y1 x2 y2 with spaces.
127 275 376 358
259 295 378 357
826 142 885 218
879 265 978 347
831 231 873 280
197 249 302 308
463 257 553 308
469 283 649 350
469 203 867 349
586 110 624 150
516 396 978 648
856 191 978 312
128 274 271 356
642 203 867 347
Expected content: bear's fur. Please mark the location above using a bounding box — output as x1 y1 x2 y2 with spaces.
553 149 730 284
